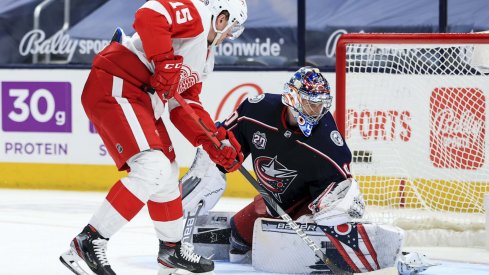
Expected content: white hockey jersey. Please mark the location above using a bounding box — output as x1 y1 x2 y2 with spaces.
120 0 215 118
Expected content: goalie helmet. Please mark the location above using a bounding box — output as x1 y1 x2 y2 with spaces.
282 66 333 137
206 0 248 44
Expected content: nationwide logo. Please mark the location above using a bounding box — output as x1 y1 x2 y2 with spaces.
254 156 298 202
429 87 486 169
215 38 284 57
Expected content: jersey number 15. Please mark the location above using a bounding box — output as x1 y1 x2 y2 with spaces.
170 2 194 24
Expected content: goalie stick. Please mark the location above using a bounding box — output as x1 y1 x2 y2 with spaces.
172 93 350 275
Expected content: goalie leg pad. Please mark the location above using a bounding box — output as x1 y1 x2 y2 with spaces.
181 148 226 216
190 211 235 260
252 218 404 274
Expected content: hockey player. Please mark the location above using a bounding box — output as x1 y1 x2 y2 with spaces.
59 0 247 275
183 66 365 261
224 66 365 263
182 67 438 274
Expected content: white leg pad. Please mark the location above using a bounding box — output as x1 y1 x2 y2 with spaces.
252 218 403 274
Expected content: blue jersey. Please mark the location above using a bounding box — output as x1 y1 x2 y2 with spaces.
220 93 352 210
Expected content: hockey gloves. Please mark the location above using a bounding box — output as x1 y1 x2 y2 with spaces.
308 178 365 226
150 54 183 100
201 127 244 172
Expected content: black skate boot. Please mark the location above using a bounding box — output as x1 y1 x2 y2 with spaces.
157 240 214 275
228 228 251 264
228 219 251 264
60 224 116 275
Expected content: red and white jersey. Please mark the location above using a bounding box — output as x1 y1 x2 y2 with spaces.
103 0 221 147
123 0 215 93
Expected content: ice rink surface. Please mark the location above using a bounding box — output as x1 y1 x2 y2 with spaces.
1 188 489 275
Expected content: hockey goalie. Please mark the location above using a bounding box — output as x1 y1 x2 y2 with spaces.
181 67 437 274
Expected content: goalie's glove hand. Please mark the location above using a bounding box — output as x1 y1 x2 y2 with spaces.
201 127 244 172
309 178 365 226
150 53 183 100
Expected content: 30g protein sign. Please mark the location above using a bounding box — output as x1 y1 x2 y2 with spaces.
2 82 72 132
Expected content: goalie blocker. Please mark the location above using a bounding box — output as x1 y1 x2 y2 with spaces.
191 212 403 274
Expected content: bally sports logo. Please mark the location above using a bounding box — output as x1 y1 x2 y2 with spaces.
430 88 486 169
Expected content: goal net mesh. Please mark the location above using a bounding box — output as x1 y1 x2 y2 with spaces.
339 34 489 245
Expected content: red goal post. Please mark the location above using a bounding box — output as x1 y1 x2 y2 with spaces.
334 33 489 247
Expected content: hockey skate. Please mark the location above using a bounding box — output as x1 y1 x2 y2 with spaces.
228 228 251 264
228 248 251 264
59 225 116 275
397 251 440 275
157 240 215 275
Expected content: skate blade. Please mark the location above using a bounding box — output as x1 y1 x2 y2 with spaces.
158 267 215 275
59 249 93 275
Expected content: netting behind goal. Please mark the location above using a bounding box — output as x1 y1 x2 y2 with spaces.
335 33 489 246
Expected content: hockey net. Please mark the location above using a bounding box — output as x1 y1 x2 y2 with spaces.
335 33 489 247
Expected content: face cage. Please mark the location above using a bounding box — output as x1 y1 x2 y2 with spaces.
284 84 332 125
298 94 332 124
222 20 245 40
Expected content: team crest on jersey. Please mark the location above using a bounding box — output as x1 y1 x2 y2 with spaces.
254 156 298 202
177 65 200 94
330 130 344 146
252 131 267 149
248 94 265 103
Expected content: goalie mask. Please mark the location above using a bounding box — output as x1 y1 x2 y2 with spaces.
206 0 248 46
282 67 333 137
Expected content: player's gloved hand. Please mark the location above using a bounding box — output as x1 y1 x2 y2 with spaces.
309 178 365 226
150 54 183 100
201 127 244 172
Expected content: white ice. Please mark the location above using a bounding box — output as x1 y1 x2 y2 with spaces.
1 189 488 275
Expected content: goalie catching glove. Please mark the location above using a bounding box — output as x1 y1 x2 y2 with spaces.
200 127 244 172
308 178 365 226
181 148 227 217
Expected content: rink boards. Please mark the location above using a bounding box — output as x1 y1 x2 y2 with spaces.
1 69 488 204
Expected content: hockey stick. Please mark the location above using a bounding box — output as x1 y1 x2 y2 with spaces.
237 167 350 275
172 93 350 275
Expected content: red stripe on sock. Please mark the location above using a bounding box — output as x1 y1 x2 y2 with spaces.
147 196 183 222
106 180 144 221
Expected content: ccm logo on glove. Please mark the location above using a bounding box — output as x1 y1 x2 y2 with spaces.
164 63 182 69
150 54 183 100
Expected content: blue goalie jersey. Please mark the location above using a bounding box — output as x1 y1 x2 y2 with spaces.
220 93 353 211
